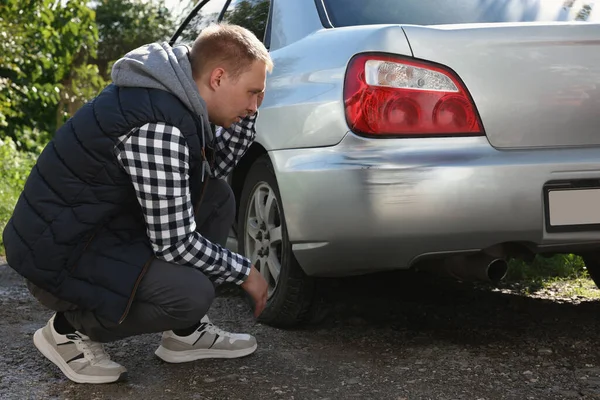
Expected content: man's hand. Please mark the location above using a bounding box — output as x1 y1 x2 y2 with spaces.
240 265 268 317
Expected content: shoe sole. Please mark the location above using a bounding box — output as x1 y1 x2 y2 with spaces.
33 328 127 384
154 343 258 363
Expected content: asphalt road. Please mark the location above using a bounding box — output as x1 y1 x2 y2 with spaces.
2 259 600 400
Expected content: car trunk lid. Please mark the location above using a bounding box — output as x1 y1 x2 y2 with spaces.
402 22 600 149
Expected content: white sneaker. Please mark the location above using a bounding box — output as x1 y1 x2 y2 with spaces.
155 316 257 363
33 314 127 384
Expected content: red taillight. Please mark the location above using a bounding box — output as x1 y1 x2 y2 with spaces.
344 54 483 137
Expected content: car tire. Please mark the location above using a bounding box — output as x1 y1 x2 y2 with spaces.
237 155 316 328
581 252 600 288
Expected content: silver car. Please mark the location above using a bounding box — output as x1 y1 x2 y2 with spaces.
171 0 600 327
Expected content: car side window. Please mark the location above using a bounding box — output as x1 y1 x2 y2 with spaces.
221 0 271 43
172 0 230 45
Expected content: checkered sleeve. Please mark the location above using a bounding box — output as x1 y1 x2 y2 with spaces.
115 123 251 285
212 112 258 178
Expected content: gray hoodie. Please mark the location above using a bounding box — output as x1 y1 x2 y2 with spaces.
111 41 213 144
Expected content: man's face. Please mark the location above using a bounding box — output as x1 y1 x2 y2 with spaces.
212 60 267 128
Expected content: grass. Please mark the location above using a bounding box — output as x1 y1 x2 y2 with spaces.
0 188 20 256
549 278 600 299
507 253 588 282
0 137 37 256
506 254 600 299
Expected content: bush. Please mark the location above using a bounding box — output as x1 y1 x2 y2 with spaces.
0 137 37 256
0 0 101 152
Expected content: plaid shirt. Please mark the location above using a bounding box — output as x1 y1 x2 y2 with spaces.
114 114 257 285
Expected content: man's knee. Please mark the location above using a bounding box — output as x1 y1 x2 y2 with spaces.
187 274 216 320
209 178 235 225
194 178 236 246
132 259 217 331
171 271 216 327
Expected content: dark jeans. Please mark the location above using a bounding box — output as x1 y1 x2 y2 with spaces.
27 178 236 343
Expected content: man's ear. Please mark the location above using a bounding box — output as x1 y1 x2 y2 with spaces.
209 67 226 91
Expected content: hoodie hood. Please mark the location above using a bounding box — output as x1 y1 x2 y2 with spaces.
111 41 213 142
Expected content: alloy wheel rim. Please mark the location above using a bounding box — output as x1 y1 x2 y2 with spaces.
244 182 283 298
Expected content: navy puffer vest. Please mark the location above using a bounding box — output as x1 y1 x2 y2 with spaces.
3 83 208 324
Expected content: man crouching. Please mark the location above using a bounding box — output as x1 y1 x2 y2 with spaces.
2 23 271 384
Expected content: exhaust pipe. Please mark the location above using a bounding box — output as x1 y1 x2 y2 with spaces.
418 253 508 283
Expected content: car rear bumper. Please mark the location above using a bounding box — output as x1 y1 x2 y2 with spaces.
271 132 600 277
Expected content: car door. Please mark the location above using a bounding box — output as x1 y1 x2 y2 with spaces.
169 0 272 48
169 1 319 328
168 0 273 234
169 0 232 46
169 0 273 193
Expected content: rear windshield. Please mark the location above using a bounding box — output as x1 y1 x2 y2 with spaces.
323 0 600 27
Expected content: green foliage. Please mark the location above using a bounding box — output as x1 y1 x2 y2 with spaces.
0 137 37 255
0 0 180 254
93 0 177 79
0 0 105 152
0 0 178 152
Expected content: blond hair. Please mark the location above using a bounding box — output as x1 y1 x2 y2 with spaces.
190 23 273 81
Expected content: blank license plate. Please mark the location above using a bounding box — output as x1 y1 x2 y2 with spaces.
548 188 600 227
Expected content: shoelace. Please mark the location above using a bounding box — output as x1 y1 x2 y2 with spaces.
73 336 111 364
200 322 235 338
